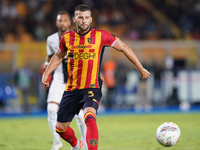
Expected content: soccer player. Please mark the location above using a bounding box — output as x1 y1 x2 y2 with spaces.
43 11 86 150
42 4 150 150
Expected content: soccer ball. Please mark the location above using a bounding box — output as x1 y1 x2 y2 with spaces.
156 122 181 147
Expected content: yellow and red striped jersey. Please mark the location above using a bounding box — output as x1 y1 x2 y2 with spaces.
59 27 118 91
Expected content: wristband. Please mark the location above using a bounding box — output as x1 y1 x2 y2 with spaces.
44 61 49 66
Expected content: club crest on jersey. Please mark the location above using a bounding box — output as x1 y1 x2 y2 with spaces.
87 38 93 44
89 139 97 146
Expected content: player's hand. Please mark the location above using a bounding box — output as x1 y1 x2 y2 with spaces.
139 68 151 79
42 73 50 87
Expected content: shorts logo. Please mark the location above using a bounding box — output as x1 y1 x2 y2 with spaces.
87 38 93 44
89 139 97 146
88 91 94 97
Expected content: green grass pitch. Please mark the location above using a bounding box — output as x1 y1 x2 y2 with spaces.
0 113 199 150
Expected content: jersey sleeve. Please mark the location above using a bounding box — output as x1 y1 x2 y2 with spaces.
58 35 67 53
46 37 54 56
101 30 119 47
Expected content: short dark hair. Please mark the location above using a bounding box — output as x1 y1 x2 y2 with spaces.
75 4 91 12
57 11 70 16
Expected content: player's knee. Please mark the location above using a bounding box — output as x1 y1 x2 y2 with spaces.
47 103 58 113
55 125 64 135
78 109 84 118
55 124 66 135
47 103 58 121
55 122 70 132
55 127 61 135
55 124 74 139
84 111 96 124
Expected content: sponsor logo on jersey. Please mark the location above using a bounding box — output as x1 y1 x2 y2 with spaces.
68 52 96 60
71 45 92 49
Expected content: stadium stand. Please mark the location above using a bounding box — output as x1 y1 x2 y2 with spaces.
1 0 200 42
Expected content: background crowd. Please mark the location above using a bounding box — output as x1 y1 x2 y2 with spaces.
1 0 200 43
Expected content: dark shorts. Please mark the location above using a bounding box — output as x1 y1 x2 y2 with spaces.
57 88 102 122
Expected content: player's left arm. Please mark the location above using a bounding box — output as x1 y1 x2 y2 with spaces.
112 39 150 79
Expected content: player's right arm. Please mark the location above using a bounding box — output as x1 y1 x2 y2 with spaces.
42 50 66 87
43 36 55 70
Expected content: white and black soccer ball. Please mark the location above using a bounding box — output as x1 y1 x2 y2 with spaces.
156 122 181 147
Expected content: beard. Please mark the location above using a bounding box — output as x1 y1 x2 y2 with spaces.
59 26 68 33
78 24 90 32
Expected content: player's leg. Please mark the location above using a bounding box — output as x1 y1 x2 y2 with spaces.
84 107 98 150
47 80 65 150
56 121 83 150
82 88 102 150
74 109 87 149
56 91 83 150
47 102 63 150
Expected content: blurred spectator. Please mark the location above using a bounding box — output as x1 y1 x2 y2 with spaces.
152 55 164 104
97 8 110 25
115 60 129 89
14 61 32 113
16 1 28 19
1 0 17 18
38 63 53 110
114 59 130 107
110 7 125 25
103 60 117 108
134 58 152 111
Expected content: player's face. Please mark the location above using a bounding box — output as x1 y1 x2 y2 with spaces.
56 14 71 33
73 10 92 33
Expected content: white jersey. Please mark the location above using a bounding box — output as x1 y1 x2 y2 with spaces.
46 32 66 103
46 32 65 82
